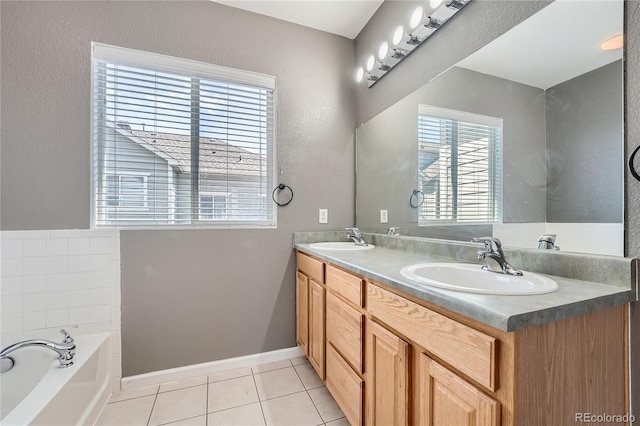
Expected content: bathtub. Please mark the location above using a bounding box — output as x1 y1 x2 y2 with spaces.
0 332 111 426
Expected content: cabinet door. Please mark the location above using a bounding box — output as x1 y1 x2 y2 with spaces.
309 279 326 380
296 271 309 356
367 321 409 426
419 354 500 426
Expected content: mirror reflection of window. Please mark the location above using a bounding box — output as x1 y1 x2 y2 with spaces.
418 105 502 225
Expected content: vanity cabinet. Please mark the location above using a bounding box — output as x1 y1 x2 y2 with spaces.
296 251 629 426
295 271 309 356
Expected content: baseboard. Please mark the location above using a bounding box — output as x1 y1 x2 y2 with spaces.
120 346 305 390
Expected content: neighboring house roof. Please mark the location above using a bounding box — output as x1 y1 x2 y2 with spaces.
114 122 267 177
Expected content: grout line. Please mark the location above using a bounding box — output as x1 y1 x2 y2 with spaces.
208 372 253 384
251 371 268 426
146 386 160 426
207 400 262 416
251 364 295 376
292 362 325 423
158 414 207 426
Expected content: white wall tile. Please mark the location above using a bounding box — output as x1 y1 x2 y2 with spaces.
46 239 69 256
1 239 22 258
91 288 111 306
68 272 90 290
69 255 91 273
68 238 90 256
19 230 50 240
1 276 22 295
111 331 122 354
69 289 92 308
49 230 81 239
46 274 69 292
90 238 110 254
22 275 46 294
22 257 46 276
46 256 68 274
23 311 46 330
1 231 18 240
90 254 110 272
110 237 120 261
46 309 69 327
2 294 23 314
1 313 22 333
111 286 121 306
90 271 111 288
22 239 46 257
47 291 69 310
111 308 121 330
111 353 122 378
69 307 92 325
1 258 23 277
91 306 110 323
23 293 47 312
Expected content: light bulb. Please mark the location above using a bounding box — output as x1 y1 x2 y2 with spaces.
430 0 443 8
366 55 376 72
355 67 365 83
378 42 389 60
392 26 405 46
409 6 424 29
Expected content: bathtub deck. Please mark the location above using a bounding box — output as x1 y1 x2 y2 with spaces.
95 356 347 426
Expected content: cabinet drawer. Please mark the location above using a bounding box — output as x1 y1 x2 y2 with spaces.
326 264 363 307
297 252 324 283
368 284 497 391
326 343 364 426
327 292 364 373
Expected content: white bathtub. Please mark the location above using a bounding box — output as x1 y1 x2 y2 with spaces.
0 332 111 426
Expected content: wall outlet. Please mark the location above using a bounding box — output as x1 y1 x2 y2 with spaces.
380 209 388 224
319 209 328 224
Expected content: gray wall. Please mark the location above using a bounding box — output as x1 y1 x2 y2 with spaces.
546 60 624 223
356 66 546 237
0 1 355 375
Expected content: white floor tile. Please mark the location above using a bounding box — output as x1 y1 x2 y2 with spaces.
260 391 323 426
208 366 252 383
294 362 324 390
254 367 305 400
109 384 159 403
148 385 207 426
161 415 207 426
325 417 350 426
290 356 309 366
308 386 345 423
251 359 292 374
95 395 155 426
207 402 266 426
208 375 259 413
159 375 207 393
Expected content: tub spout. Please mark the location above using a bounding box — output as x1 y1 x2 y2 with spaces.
0 329 76 373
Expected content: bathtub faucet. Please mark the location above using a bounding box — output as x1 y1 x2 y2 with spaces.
0 329 76 373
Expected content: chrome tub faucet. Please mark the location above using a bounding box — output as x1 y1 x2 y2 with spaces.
345 227 368 246
472 237 523 276
538 234 560 250
0 329 76 373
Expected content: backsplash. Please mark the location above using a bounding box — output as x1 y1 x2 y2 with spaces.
1 229 122 390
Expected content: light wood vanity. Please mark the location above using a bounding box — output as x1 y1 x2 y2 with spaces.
296 251 630 426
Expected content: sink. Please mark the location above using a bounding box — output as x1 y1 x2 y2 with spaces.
309 242 375 251
400 263 558 295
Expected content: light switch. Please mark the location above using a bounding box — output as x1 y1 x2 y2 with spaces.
380 209 388 224
319 209 328 224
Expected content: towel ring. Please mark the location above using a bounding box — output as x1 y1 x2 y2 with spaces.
272 183 294 206
409 189 424 208
630 145 640 182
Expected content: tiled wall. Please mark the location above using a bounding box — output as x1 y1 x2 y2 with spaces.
0 229 122 390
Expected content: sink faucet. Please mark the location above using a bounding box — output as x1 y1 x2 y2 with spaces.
538 234 560 250
472 237 523 276
387 227 400 236
345 227 368 246
0 329 76 373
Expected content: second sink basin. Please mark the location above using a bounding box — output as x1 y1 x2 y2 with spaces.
400 263 558 295
309 242 375 251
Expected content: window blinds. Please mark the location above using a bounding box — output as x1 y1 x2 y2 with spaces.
92 44 276 228
417 105 502 224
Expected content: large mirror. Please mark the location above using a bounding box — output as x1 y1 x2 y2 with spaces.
355 0 623 256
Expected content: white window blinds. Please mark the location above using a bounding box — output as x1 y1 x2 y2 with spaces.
417 105 502 225
91 43 276 228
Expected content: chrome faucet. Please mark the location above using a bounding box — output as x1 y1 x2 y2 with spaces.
538 234 560 250
472 237 523 276
387 227 400 236
0 329 76 373
345 227 368 246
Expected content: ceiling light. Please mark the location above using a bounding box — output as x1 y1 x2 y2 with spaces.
392 26 405 46
356 67 365 83
366 55 376 72
430 0 443 7
601 34 623 51
409 7 424 29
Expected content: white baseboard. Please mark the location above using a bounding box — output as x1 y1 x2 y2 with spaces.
120 346 305 390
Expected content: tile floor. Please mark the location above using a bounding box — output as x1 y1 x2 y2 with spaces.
95 357 348 426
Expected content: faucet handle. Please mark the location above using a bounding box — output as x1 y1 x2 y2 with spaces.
387 227 400 235
472 237 502 252
345 227 361 237
60 329 74 344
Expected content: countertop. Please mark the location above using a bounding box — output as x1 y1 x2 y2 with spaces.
295 241 637 331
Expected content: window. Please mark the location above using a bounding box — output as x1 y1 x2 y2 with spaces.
92 43 276 228
417 105 502 225
105 174 148 208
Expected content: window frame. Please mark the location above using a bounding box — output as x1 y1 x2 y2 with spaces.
90 43 278 230
104 171 150 211
417 104 503 226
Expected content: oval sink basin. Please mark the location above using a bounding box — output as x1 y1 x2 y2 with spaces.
309 242 375 251
400 263 558 295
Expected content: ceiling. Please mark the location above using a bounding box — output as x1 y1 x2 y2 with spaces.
211 0 384 39
457 0 623 90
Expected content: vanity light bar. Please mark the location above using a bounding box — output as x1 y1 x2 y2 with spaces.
360 0 472 88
